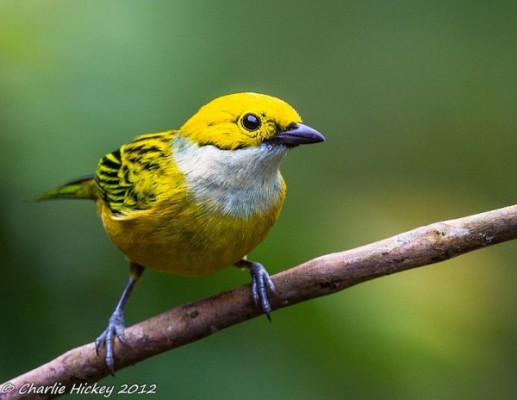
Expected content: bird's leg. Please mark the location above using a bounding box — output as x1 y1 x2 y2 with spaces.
235 259 276 320
95 262 144 374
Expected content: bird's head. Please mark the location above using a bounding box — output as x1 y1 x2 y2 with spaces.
180 92 325 150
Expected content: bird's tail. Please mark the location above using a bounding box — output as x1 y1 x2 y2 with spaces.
37 175 98 201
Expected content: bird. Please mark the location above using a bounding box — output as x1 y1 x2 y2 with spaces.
38 92 325 373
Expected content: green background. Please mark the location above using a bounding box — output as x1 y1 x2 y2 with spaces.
2 1 517 399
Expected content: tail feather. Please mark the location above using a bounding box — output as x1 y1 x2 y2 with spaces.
37 175 98 201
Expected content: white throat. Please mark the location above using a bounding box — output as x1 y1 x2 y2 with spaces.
172 135 287 217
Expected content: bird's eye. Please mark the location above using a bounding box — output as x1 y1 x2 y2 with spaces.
241 113 261 131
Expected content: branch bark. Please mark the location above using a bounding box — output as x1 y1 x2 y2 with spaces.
3 204 517 399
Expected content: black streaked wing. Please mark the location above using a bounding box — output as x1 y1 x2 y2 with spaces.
95 131 174 214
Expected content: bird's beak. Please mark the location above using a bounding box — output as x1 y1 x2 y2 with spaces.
270 123 326 146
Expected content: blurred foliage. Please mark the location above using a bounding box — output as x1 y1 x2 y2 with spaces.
2 0 517 399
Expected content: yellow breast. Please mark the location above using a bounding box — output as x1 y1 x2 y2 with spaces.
99 133 287 276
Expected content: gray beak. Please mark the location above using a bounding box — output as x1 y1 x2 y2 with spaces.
270 123 326 146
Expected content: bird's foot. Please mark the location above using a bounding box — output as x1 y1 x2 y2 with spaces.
248 261 277 320
95 311 127 374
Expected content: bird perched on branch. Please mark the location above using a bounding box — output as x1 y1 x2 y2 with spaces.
39 92 325 373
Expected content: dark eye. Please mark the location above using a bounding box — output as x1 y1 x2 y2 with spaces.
241 113 261 131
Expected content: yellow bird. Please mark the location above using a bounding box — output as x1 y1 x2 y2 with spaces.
39 92 325 373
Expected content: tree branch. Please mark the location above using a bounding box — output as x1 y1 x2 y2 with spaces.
3 204 517 399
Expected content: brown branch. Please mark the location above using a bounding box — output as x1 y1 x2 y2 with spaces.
3 204 517 399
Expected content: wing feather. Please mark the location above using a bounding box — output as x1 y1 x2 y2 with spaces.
95 131 175 214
